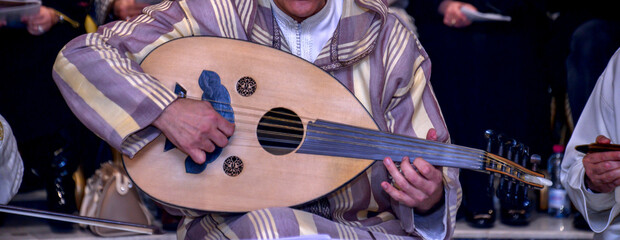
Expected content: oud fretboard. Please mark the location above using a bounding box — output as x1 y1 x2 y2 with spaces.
296 120 486 170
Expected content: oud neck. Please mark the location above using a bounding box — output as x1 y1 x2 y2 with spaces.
296 120 486 171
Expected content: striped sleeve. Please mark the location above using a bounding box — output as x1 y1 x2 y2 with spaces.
378 16 460 239
52 0 193 157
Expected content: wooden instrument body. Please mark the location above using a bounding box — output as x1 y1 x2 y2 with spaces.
126 37 376 212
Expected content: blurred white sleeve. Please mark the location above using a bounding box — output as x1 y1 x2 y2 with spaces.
0 114 24 204
561 48 620 233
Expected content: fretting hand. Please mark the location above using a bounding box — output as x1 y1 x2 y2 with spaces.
583 135 620 193
152 98 235 164
381 129 445 214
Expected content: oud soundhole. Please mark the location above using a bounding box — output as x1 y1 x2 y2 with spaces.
257 108 303 155
236 77 256 96
223 156 244 177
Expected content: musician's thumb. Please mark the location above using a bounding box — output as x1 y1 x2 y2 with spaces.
425 128 437 141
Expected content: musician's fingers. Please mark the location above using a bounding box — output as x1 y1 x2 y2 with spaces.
384 157 425 197
405 158 442 196
412 158 442 182
208 130 229 148
399 156 423 185
198 137 216 153
599 151 620 162
588 157 620 176
394 177 429 205
186 147 207 164
381 181 418 206
384 157 403 182
599 169 620 184
399 157 426 187
587 169 620 192
596 135 612 144
196 103 233 147
584 152 620 166
217 118 235 137
585 174 610 193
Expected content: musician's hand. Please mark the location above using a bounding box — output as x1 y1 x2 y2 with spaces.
153 98 235 164
382 157 444 213
583 135 620 193
23 6 58 35
381 128 444 213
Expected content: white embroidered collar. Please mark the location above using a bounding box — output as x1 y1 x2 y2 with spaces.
271 0 342 63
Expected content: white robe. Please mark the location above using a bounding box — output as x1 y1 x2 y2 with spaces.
562 48 620 239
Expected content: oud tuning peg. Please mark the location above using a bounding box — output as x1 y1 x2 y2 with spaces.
522 145 530 157
497 134 506 156
484 129 497 152
521 145 530 167
504 138 517 148
529 154 541 172
484 129 496 139
517 143 531 167
503 138 517 160
514 143 524 165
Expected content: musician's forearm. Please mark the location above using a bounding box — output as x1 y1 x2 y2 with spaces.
52 0 200 156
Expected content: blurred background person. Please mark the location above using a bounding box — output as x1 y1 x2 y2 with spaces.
561 48 620 239
542 1 620 228
0 0 106 232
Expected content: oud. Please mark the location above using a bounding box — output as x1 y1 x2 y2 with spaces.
117 37 552 213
